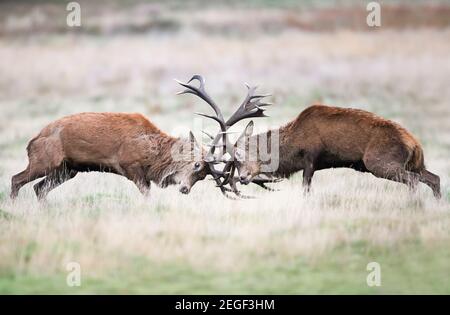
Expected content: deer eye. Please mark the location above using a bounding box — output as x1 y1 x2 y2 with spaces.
194 162 201 170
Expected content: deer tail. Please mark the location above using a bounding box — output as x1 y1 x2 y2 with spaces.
407 143 425 173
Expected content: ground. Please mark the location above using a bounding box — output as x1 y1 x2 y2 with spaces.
0 1 449 294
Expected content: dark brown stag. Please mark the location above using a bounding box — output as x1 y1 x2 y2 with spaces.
233 104 441 198
11 113 208 200
176 75 280 198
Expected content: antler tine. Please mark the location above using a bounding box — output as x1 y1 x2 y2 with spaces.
219 168 283 192
202 130 214 140
215 163 254 198
229 176 255 199
250 175 283 191
212 177 239 200
225 84 272 127
208 164 230 178
206 144 223 148
176 75 224 122
251 182 277 191
215 160 235 187
209 165 242 200
253 174 283 183
195 112 226 131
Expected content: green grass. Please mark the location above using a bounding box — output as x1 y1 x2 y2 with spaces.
1 242 448 294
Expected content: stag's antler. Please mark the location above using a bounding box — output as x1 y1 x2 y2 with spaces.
176 75 278 198
175 75 231 158
226 84 272 126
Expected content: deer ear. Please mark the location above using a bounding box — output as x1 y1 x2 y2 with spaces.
244 120 254 137
189 131 200 149
235 120 254 146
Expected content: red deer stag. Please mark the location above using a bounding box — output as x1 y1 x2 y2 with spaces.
11 113 208 200
234 105 441 199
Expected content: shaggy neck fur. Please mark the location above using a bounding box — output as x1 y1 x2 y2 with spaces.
255 119 304 179
145 135 195 187
145 135 178 185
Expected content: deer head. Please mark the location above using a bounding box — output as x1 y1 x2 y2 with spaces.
165 131 209 194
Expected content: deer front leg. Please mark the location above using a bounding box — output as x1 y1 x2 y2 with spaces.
34 167 78 200
302 155 316 193
123 164 151 197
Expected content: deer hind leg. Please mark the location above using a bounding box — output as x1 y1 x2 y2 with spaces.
363 148 421 194
11 136 65 199
11 163 49 199
419 170 441 199
363 141 425 193
33 166 78 200
366 161 420 191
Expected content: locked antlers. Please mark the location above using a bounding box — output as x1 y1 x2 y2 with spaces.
176 75 279 198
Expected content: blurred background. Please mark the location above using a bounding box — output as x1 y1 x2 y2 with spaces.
1 0 449 134
0 0 449 294
2 0 449 192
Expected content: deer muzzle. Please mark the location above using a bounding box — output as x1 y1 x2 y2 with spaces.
179 185 190 194
239 174 252 185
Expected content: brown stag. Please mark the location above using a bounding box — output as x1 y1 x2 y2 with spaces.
11 112 208 200
234 105 441 199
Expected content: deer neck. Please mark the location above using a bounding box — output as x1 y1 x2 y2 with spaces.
254 122 302 179
145 134 178 184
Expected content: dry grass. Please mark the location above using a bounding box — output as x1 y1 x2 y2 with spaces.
0 4 449 293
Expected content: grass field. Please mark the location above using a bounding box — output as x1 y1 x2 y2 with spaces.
0 1 449 294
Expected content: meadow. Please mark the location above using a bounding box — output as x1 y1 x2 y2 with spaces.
0 1 449 293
